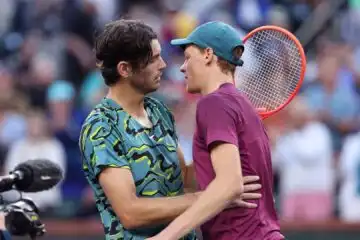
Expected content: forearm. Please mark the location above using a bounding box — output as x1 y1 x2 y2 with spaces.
177 147 197 192
157 178 242 240
123 192 200 228
0 213 10 240
0 213 5 230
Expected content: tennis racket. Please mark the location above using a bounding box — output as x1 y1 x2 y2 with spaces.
235 25 306 120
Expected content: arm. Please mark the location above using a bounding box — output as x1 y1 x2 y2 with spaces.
82 120 199 230
99 168 199 229
153 143 243 240
151 97 244 240
0 213 11 240
166 102 197 192
177 146 196 192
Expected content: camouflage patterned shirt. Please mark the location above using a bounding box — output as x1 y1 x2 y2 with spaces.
79 97 197 240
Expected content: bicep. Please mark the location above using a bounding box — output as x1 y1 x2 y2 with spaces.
210 143 242 180
198 99 239 149
198 99 242 179
82 121 129 178
99 167 137 221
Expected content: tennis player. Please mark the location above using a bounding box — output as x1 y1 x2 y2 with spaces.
79 19 263 240
148 21 284 240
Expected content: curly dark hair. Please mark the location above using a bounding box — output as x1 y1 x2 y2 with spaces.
94 19 157 86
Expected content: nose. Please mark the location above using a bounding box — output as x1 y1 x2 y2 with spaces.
159 57 167 70
180 62 186 73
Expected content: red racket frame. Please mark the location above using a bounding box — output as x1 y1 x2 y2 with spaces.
241 25 307 119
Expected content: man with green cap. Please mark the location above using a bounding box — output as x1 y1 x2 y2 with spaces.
148 21 283 240
80 19 265 240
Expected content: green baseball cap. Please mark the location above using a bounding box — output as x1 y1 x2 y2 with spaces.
171 21 244 66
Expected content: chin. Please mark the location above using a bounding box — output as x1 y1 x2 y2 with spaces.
145 87 159 94
186 85 200 94
144 84 160 94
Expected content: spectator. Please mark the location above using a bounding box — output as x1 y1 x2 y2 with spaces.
339 132 360 222
3 109 66 212
0 67 28 164
79 69 106 111
302 49 360 152
47 79 88 200
24 53 57 109
272 97 335 221
0 0 359 231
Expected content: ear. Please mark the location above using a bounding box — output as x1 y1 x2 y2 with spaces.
204 47 215 64
116 61 132 78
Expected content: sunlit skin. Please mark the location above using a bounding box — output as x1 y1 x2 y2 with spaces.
180 45 267 118
146 46 254 240
116 39 167 95
107 39 167 123
180 45 235 95
103 40 262 240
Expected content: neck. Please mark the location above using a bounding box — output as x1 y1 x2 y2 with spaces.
107 82 145 116
200 70 234 95
28 135 47 142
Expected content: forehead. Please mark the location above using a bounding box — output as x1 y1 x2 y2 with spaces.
151 39 161 56
184 45 202 56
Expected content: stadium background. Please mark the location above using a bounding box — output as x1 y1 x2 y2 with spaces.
1 0 360 239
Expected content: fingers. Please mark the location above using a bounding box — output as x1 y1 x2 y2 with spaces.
243 183 261 192
233 199 258 208
240 202 258 208
243 175 260 184
225 203 238 209
241 192 262 200
256 107 266 112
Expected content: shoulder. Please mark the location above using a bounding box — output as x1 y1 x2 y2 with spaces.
146 96 172 113
81 100 121 133
198 92 223 107
197 93 231 117
81 113 111 137
146 96 175 123
195 93 239 130
80 105 122 148
85 100 122 123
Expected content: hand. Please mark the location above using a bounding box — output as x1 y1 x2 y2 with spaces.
256 108 268 120
146 235 172 240
227 175 262 209
0 212 5 230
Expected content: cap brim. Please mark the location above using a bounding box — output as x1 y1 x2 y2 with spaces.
170 38 193 46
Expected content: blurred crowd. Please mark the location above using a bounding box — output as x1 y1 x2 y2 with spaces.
0 0 360 224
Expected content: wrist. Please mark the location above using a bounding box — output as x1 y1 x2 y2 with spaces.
193 191 202 199
157 229 177 240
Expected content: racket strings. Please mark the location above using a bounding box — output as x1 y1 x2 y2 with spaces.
236 29 302 111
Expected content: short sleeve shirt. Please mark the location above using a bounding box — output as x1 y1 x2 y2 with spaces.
193 83 283 240
79 97 197 240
